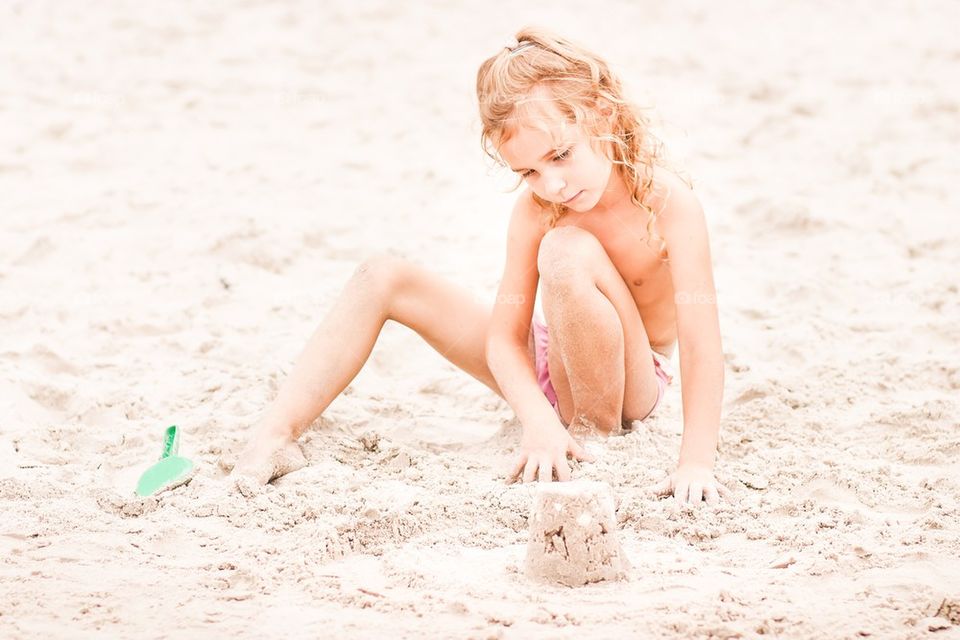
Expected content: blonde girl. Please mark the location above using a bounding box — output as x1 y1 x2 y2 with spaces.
233 28 731 505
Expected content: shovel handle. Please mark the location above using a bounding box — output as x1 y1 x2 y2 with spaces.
160 425 180 459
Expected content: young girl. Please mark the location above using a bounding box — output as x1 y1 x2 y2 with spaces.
232 28 732 506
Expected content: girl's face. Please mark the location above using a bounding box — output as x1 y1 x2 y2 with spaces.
498 109 615 213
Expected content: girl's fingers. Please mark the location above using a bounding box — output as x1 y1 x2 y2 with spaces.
538 461 553 483
568 438 595 463
555 457 571 482
673 481 689 503
688 482 704 505
506 454 528 484
703 485 720 506
647 476 673 496
522 458 538 484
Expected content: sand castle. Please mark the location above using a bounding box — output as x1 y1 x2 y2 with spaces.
525 480 630 587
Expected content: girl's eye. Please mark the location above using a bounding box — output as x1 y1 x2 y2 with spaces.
518 148 570 178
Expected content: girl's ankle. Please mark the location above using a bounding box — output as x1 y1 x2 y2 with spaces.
255 419 297 442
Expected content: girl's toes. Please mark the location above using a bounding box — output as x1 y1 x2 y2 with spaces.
271 442 307 480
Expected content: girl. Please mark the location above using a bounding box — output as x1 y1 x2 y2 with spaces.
232 28 732 506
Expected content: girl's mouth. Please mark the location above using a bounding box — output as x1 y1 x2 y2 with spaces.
563 190 584 205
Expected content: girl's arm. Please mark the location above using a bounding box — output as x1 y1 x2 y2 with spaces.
653 175 731 504
486 193 592 482
485 193 548 423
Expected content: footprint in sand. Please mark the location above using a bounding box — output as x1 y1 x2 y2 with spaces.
732 383 773 405
796 477 931 522
20 379 75 413
209 228 299 274
18 344 80 375
13 236 55 266
733 197 827 234
795 479 867 509
0 379 61 425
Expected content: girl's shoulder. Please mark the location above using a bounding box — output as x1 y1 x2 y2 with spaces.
645 166 696 213
512 188 551 234
646 166 706 247
500 189 549 252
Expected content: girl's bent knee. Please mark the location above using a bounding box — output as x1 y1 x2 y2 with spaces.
352 254 414 300
570 409 621 436
354 254 409 284
537 227 603 282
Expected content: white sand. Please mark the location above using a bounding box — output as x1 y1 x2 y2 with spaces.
2 1 959 637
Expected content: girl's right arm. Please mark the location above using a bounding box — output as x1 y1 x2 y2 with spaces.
485 193 593 482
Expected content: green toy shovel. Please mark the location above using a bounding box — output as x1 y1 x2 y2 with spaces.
135 425 195 496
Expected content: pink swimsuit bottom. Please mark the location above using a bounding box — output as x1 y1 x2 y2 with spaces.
532 316 673 423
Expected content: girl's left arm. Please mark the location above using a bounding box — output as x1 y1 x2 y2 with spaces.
651 175 732 504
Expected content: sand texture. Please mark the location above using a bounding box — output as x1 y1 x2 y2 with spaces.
2 1 959 638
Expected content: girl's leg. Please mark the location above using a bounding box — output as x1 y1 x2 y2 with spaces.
537 227 660 434
232 254 500 483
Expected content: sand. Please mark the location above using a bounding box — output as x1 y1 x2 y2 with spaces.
525 481 629 587
2 0 959 638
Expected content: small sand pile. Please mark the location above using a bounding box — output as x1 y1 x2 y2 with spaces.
525 480 629 587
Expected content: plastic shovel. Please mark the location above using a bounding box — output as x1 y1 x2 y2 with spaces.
135 425 196 496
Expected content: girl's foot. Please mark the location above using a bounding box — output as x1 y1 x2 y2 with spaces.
230 433 307 485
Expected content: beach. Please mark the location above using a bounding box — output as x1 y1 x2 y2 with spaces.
1 1 959 637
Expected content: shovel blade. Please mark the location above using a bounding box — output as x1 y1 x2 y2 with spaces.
135 455 195 497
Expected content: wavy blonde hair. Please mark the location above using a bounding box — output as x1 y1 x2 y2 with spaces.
476 27 689 259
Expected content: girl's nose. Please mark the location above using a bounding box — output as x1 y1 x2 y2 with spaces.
543 173 566 198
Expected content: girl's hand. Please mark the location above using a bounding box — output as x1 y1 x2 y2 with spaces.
647 463 734 506
507 420 595 484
